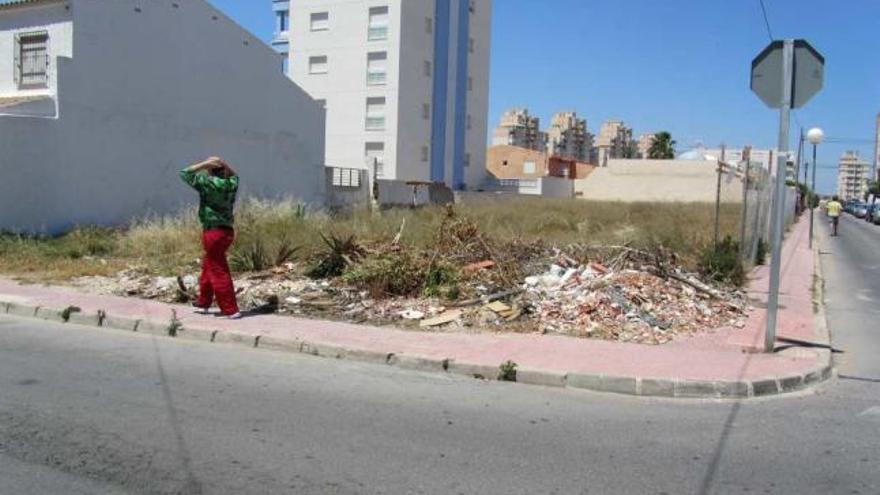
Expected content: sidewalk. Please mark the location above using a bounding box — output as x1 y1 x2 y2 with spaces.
0 218 831 398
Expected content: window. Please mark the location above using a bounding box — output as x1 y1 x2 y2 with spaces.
365 97 386 131
468 76 473 91
309 55 328 74
469 37 474 53
310 12 329 31
365 142 385 178
421 145 429 162
366 51 387 85
523 161 536 174
278 10 289 32
368 6 389 41
331 168 361 188
424 60 432 77
422 103 430 120
425 16 433 34
469 0 476 14
466 114 472 130
464 152 471 168
14 31 49 89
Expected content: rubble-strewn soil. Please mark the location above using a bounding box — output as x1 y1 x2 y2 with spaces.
71 247 748 345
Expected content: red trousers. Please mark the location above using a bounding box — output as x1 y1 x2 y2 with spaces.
196 228 239 315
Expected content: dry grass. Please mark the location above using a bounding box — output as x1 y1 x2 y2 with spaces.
0 197 741 282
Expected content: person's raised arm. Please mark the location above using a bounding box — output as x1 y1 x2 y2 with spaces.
180 157 222 188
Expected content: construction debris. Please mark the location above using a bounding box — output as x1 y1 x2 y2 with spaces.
69 210 747 346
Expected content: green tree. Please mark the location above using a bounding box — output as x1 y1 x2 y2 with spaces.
648 131 676 159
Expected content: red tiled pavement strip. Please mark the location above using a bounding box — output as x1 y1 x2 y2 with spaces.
0 217 828 394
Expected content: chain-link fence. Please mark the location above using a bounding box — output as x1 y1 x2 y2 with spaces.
717 158 798 270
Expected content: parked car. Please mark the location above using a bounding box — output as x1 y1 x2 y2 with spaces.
866 204 880 223
853 203 869 218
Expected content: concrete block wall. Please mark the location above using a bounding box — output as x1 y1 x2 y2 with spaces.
0 0 326 234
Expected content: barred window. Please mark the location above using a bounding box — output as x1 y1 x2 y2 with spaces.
331 167 362 188
15 31 49 89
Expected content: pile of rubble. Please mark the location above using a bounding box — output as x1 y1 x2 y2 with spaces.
71 245 747 345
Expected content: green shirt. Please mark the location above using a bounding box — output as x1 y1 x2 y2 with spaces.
180 168 239 230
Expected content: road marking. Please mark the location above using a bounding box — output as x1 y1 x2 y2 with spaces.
859 406 880 418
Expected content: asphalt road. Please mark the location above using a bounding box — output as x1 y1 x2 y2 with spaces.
817 212 880 380
0 314 878 495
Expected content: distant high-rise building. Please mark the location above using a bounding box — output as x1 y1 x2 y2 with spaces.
637 133 655 159
546 111 592 162
874 112 880 182
838 150 869 201
271 0 290 74
492 108 545 151
285 0 493 190
595 120 634 166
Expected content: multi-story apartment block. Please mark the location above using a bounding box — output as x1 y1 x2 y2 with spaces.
838 150 869 202
491 108 544 151
874 112 879 182
285 0 492 190
595 120 634 166
546 111 592 162
271 0 290 74
637 133 655 159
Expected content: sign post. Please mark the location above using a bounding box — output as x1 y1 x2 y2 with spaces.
750 39 824 353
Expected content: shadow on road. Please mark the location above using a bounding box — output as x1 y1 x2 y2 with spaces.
151 337 205 494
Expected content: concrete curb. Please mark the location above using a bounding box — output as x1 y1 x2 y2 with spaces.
0 299 834 399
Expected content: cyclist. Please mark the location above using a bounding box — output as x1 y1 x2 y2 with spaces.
825 195 843 236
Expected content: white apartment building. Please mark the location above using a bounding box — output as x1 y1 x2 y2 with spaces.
492 107 544 151
546 111 592 163
838 151 869 202
286 0 492 190
874 112 879 182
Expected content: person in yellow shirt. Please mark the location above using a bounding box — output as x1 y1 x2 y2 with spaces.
825 195 843 236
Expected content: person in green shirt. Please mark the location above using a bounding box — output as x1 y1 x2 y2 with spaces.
180 157 242 319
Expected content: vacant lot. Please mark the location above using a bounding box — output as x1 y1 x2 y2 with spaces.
0 198 741 282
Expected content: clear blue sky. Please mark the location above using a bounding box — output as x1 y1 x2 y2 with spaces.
208 0 880 194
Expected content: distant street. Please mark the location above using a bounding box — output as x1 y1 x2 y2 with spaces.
818 212 880 380
0 311 878 495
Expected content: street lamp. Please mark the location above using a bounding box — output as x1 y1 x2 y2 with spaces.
807 127 824 248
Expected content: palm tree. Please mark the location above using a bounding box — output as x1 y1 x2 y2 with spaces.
648 131 676 159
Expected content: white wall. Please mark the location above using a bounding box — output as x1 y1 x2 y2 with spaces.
0 1 72 98
575 159 743 203
0 0 325 233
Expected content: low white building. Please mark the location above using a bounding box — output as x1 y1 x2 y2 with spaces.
0 0 326 233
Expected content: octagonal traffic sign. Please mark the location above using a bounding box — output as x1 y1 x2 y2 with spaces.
751 39 824 109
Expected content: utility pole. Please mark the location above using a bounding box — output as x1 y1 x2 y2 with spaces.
797 128 806 214
714 144 726 248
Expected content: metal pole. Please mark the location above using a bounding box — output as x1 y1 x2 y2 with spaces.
714 159 724 248
809 143 817 248
740 159 752 260
797 128 805 214
764 39 794 353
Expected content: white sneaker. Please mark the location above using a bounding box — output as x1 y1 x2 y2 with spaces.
227 312 243 320
193 307 210 315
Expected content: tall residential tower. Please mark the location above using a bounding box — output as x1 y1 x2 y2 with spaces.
838 150 869 202
285 0 492 190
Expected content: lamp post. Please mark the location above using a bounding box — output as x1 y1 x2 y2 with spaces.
807 127 824 248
